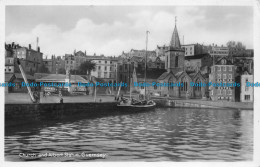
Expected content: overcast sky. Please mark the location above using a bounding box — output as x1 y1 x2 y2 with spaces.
5 6 253 57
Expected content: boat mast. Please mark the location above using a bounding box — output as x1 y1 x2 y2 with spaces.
130 78 132 99
17 59 36 103
144 30 149 100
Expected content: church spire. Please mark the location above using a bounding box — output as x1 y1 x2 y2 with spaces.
170 16 181 48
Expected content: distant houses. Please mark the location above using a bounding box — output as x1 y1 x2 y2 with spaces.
5 18 254 102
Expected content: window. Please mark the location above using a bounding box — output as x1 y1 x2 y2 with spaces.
217 74 221 79
245 87 249 92
245 95 250 100
154 85 157 90
110 67 112 71
99 61 101 63
223 74 226 79
98 66 101 70
105 61 107 64
175 56 178 67
229 66 232 71
110 61 112 64
229 74 232 79
104 72 108 78
218 89 222 95
228 90 232 95
105 66 107 71
218 66 221 71
223 66 226 71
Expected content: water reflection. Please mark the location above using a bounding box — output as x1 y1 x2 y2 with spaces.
5 108 253 161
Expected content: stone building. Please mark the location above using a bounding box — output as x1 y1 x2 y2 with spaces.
182 43 204 56
43 55 65 74
240 71 253 102
184 53 213 74
209 57 236 101
65 54 76 70
5 43 43 75
117 49 165 89
157 19 207 98
208 45 229 64
89 56 118 85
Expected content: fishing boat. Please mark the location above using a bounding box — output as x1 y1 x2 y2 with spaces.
117 31 156 110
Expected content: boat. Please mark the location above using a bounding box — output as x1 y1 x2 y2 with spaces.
117 97 156 111
117 31 156 110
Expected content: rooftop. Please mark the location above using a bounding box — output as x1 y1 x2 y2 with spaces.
36 74 89 83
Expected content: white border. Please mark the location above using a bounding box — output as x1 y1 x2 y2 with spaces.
0 0 259 167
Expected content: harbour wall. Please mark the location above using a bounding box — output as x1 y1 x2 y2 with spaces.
5 99 252 127
153 98 253 110
5 102 118 127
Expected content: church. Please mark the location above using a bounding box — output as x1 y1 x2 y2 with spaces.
156 19 208 98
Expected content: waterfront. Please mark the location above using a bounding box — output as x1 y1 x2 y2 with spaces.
5 108 253 161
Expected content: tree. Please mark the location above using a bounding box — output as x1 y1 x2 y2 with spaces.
226 41 245 49
77 60 96 76
226 41 236 48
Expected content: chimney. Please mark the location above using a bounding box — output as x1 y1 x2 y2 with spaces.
12 42 14 48
29 44 31 50
85 50 86 55
37 47 40 52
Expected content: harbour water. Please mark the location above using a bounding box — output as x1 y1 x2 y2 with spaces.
5 108 253 161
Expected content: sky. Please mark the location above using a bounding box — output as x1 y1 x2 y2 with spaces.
5 6 253 57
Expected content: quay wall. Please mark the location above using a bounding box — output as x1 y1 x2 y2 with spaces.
153 98 253 110
5 102 118 127
5 99 253 127
153 99 221 109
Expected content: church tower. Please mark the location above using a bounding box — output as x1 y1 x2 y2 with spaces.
165 17 185 73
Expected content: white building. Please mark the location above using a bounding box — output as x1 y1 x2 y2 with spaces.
240 72 254 102
182 43 204 56
209 46 229 57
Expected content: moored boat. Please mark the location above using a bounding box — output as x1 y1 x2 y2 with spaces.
117 31 156 111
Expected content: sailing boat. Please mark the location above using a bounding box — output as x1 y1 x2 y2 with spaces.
117 31 156 110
